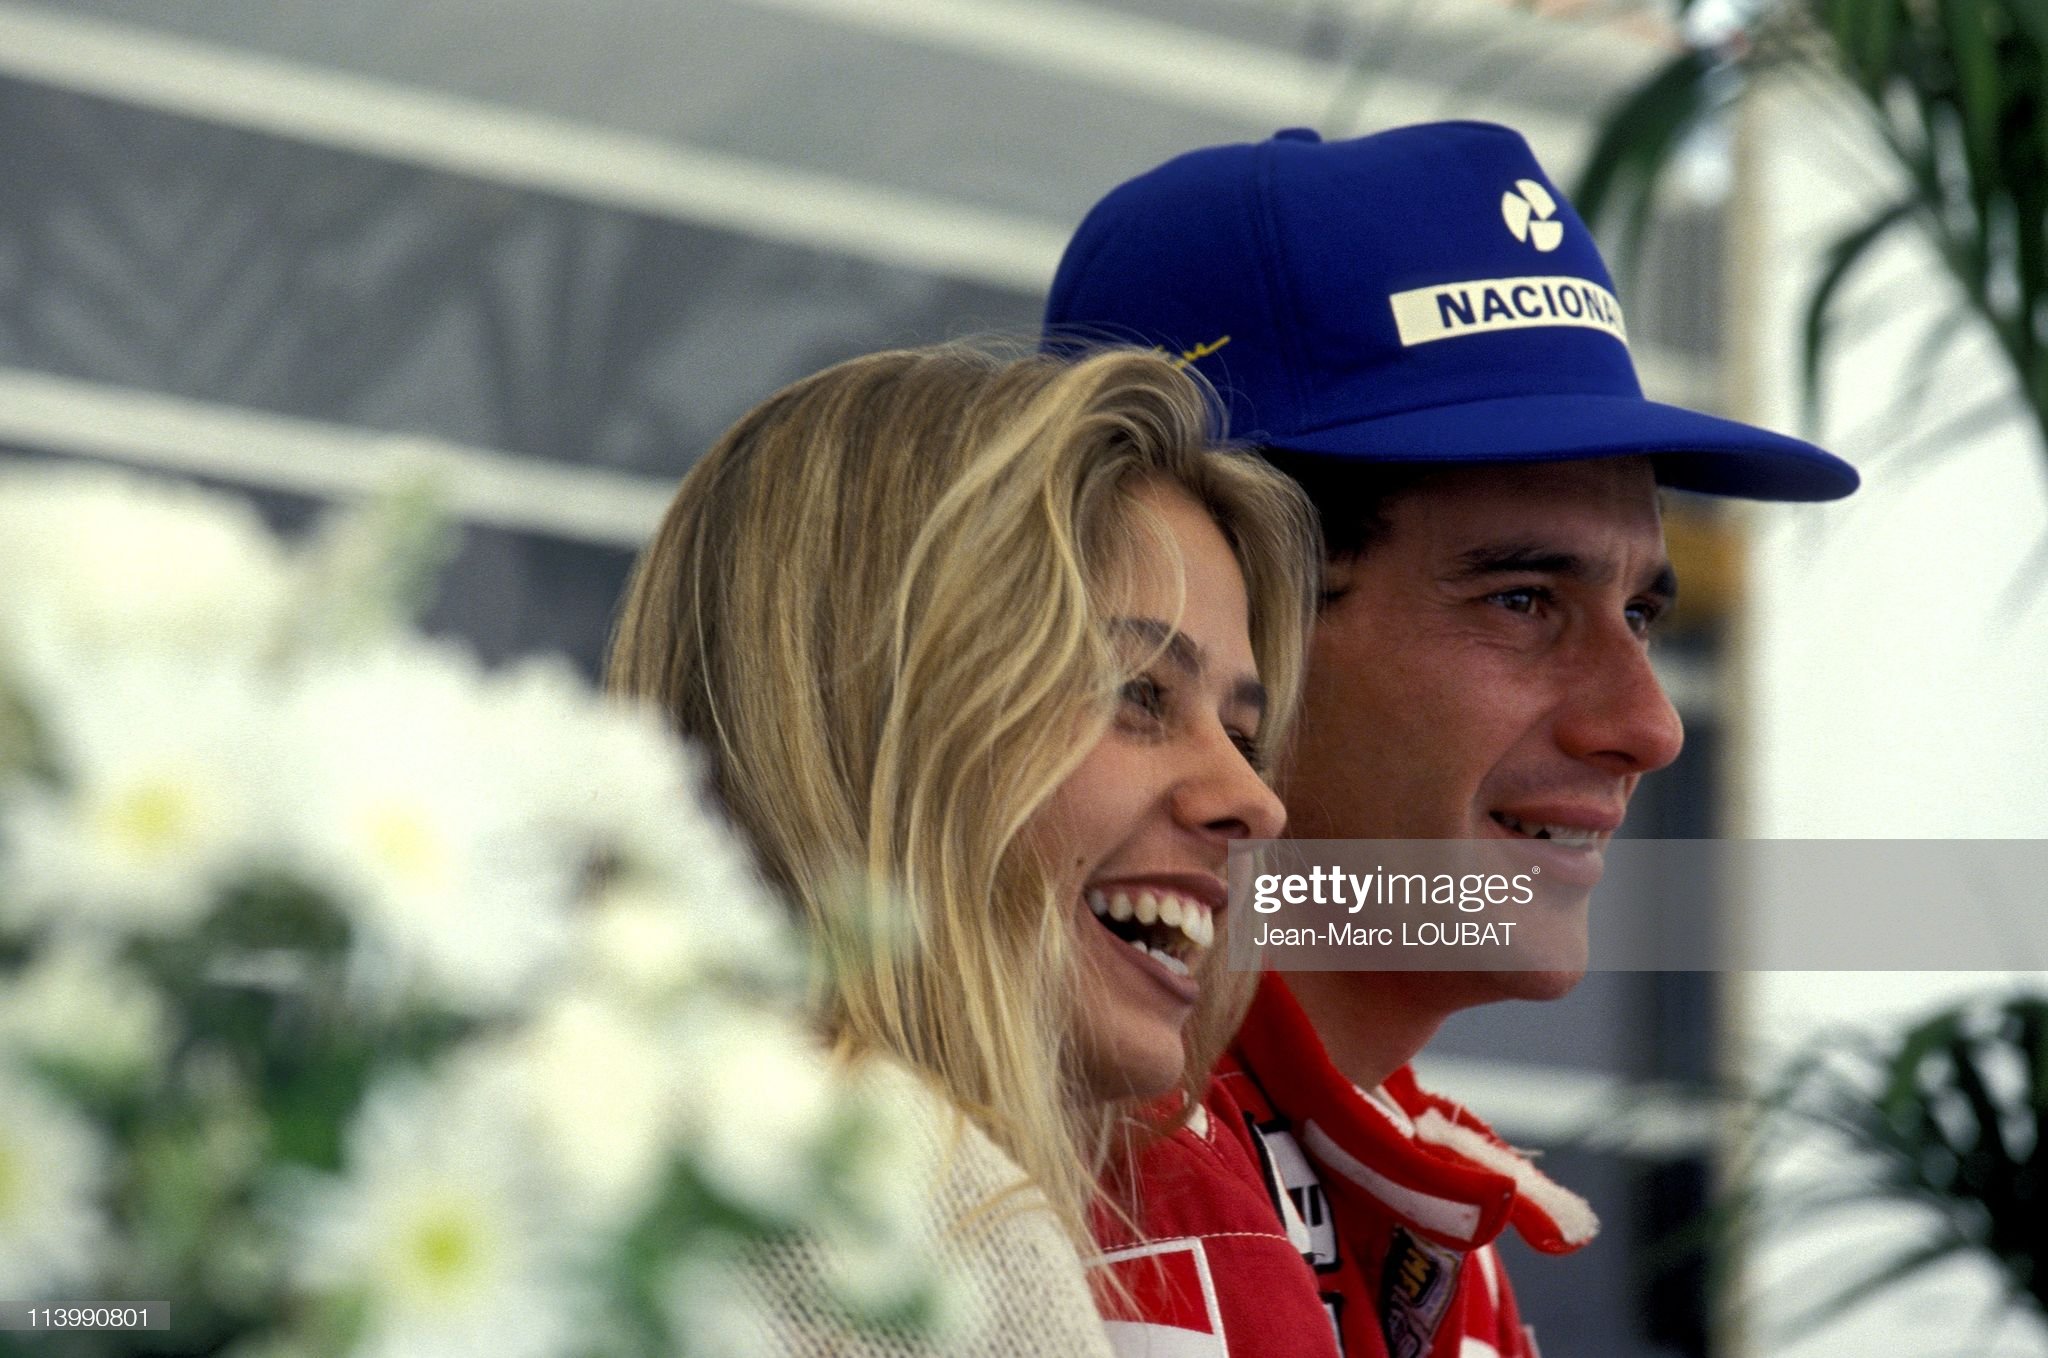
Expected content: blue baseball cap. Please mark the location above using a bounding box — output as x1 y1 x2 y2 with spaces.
1044 122 1858 502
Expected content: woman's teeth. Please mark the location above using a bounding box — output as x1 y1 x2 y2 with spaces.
1087 888 1214 975
1493 812 1601 846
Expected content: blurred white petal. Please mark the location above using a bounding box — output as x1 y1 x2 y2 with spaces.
672 1006 836 1219
279 648 580 1012
0 1066 108 1298
0 939 167 1080
0 466 291 682
1 658 273 935
294 1069 588 1358
501 992 678 1226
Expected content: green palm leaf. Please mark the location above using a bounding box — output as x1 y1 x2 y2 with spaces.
1775 993 2048 1328
1800 197 1920 420
1574 0 2048 557
1573 47 1722 283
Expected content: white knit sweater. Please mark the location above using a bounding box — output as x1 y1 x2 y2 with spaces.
720 1059 1116 1357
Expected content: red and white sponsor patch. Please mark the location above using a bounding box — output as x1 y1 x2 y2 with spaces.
1097 1238 1228 1358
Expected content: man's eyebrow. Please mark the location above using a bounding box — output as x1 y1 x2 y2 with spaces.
1645 562 1678 605
1448 543 1678 601
1449 543 1594 581
1110 616 1268 717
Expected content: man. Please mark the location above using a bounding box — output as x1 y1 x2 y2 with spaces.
1046 123 1857 1358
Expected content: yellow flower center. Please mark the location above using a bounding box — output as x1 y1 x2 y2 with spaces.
406 1205 480 1291
366 806 446 889
100 778 195 858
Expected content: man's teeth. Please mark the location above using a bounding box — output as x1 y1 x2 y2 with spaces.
1495 813 1600 845
1086 888 1215 957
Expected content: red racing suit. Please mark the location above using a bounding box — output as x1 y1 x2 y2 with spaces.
1093 975 1597 1358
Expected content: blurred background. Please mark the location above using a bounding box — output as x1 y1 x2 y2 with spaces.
1 1 2043 1354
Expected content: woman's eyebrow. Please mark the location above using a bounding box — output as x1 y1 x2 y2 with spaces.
1109 616 1202 676
1112 616 1268 718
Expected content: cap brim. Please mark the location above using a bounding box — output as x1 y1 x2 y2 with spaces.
1255 392 1859 502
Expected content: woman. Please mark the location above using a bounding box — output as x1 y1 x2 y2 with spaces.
608 344 1316 1352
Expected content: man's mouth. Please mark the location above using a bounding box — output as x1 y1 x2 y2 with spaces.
1086 888 1215 978
1490 811 1605 846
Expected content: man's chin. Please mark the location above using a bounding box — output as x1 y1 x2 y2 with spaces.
1500 967 1586 1003
1415 965 1584 1012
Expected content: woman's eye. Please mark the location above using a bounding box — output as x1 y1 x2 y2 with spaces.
1231 729 1268 775
1119 675 1166 720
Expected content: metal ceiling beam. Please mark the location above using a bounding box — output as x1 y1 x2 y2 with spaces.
0 2 1068 292
0 365 675 548
734 0 1613 169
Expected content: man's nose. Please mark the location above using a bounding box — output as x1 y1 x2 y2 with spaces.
1555 629 1685 776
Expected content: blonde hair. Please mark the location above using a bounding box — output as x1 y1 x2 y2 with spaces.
607 344 1316 1244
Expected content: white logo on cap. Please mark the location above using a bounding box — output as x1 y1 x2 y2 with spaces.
1387 275 1627 347
1501 179 1563 252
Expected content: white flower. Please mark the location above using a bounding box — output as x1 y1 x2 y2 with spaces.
578 880 713 1002
293 1069 587 1358
834 1082 931 1232
0 1065 109 1298
660 1067 960 1350
1 658 272 936
496 991 679 1227
278 647 582 1012
281 472 452 657
663 1254 778 1358
794 1059 963 1333
464 657 635 839
496 676 799 970
0 939 167 1080
578 871 800 1011
647 792 804 995
502 681 697 872
520 684 800 980
0 466 291 683
670 1004 838 1220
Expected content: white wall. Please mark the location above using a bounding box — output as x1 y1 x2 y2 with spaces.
1733 77 2048 1358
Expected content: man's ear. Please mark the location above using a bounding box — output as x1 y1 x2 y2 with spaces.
1319 555 1360 609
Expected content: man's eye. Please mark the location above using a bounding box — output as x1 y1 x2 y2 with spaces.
1120 675 1167 719
1487 586 1552 615
1625 599 1665 637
